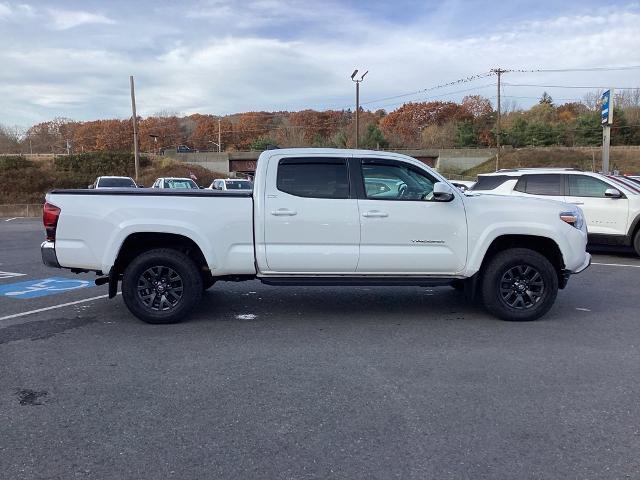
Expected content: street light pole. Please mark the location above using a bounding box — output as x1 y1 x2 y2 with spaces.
351 69 368 149
130 75 140 181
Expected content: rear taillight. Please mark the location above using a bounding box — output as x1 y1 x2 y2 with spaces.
43 202 61 241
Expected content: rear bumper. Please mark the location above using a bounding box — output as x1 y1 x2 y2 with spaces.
41 241 60 268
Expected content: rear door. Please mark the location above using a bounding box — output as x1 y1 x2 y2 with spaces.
262 156 360 273
564 174 629 236
355 158 467 274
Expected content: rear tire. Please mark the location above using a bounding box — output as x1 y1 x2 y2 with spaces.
633 231 640 257
481 248 558 321
122 248 203 324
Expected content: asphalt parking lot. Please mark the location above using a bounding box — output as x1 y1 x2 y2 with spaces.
1 218 639 479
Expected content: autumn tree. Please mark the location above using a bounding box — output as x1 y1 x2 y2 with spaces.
380 101 472 147
0 124 21 153
188 116 233 151
95 120 131 151
233 112 274 150
139 115 182 152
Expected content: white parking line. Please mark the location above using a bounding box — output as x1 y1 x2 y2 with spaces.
0 271 27 279
592 262 640 268
0 293 120 322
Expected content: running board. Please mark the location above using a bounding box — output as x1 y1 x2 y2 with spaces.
259 276 457 287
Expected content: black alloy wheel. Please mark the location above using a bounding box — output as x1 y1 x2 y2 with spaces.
498 264 545 310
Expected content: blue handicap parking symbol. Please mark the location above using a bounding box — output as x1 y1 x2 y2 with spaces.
0 277 94 299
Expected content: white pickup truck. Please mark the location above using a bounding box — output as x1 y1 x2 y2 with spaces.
41 148 591 324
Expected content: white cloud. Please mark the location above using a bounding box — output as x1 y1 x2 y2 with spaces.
0 1 34 20
48 8 115 30
1 2 640 126
0 3 11 18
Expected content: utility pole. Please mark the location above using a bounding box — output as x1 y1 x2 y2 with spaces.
130 75 140 181
218 118 222 152
491 68 506 171
351 69 368 149
66 139 70 155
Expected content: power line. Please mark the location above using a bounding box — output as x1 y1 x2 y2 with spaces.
503 83 640 90
504 65 640 73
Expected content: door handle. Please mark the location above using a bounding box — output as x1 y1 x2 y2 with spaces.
271 208 297 216
569 201 584 205
362 210 389 218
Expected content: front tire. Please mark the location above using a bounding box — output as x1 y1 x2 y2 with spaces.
122 248 203 324
633 231 640 257
481 248 558 321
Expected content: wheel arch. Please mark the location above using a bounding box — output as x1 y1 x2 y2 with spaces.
112 232 210 279
477 234 566 287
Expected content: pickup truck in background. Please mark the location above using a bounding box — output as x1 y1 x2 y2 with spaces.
41 148 591 324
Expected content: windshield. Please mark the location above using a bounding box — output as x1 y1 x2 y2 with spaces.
166 179 198 189
98 178 136 187
225 180 253 190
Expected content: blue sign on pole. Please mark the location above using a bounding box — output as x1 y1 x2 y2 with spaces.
601 89 612 125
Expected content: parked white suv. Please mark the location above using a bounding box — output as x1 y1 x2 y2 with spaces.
471 168 640 255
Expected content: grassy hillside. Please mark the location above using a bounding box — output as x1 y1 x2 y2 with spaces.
463 148 640 177
0 154 226 204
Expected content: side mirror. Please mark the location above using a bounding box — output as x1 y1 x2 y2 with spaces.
605 188 622 198
88 184 94 189
200 186 205 189
137 184 144 188
433 182 455 202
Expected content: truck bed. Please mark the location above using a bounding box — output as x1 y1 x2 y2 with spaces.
46 188 255 276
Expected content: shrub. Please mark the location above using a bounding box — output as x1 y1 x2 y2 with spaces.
0 155 33 170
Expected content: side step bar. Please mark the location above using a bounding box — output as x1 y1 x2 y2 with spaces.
259 277 459 287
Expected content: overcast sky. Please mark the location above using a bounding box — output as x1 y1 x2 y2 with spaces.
1 0 639 127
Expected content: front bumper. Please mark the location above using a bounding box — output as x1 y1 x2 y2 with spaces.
560 253 591 289
571 252 592 274
41 241 60 268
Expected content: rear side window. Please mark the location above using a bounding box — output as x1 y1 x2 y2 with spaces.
567 175 610 198
514 174 562 196
277 159 349 199
471 175 511 191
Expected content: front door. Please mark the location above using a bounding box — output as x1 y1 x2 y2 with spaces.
564 174 629 236
356 159 468 274
263 156 360 273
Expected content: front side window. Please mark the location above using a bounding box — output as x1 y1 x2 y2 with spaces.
362 163 435 201
514 174 562 196
567 175 612 198
277 159 349 199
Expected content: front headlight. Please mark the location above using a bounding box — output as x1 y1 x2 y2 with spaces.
560 209 585 230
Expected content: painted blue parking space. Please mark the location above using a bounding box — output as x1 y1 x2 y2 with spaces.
0 277 94 299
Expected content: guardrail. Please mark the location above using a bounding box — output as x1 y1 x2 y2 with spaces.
0 204 43 218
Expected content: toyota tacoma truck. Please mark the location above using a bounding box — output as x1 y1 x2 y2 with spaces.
41 148 591 324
